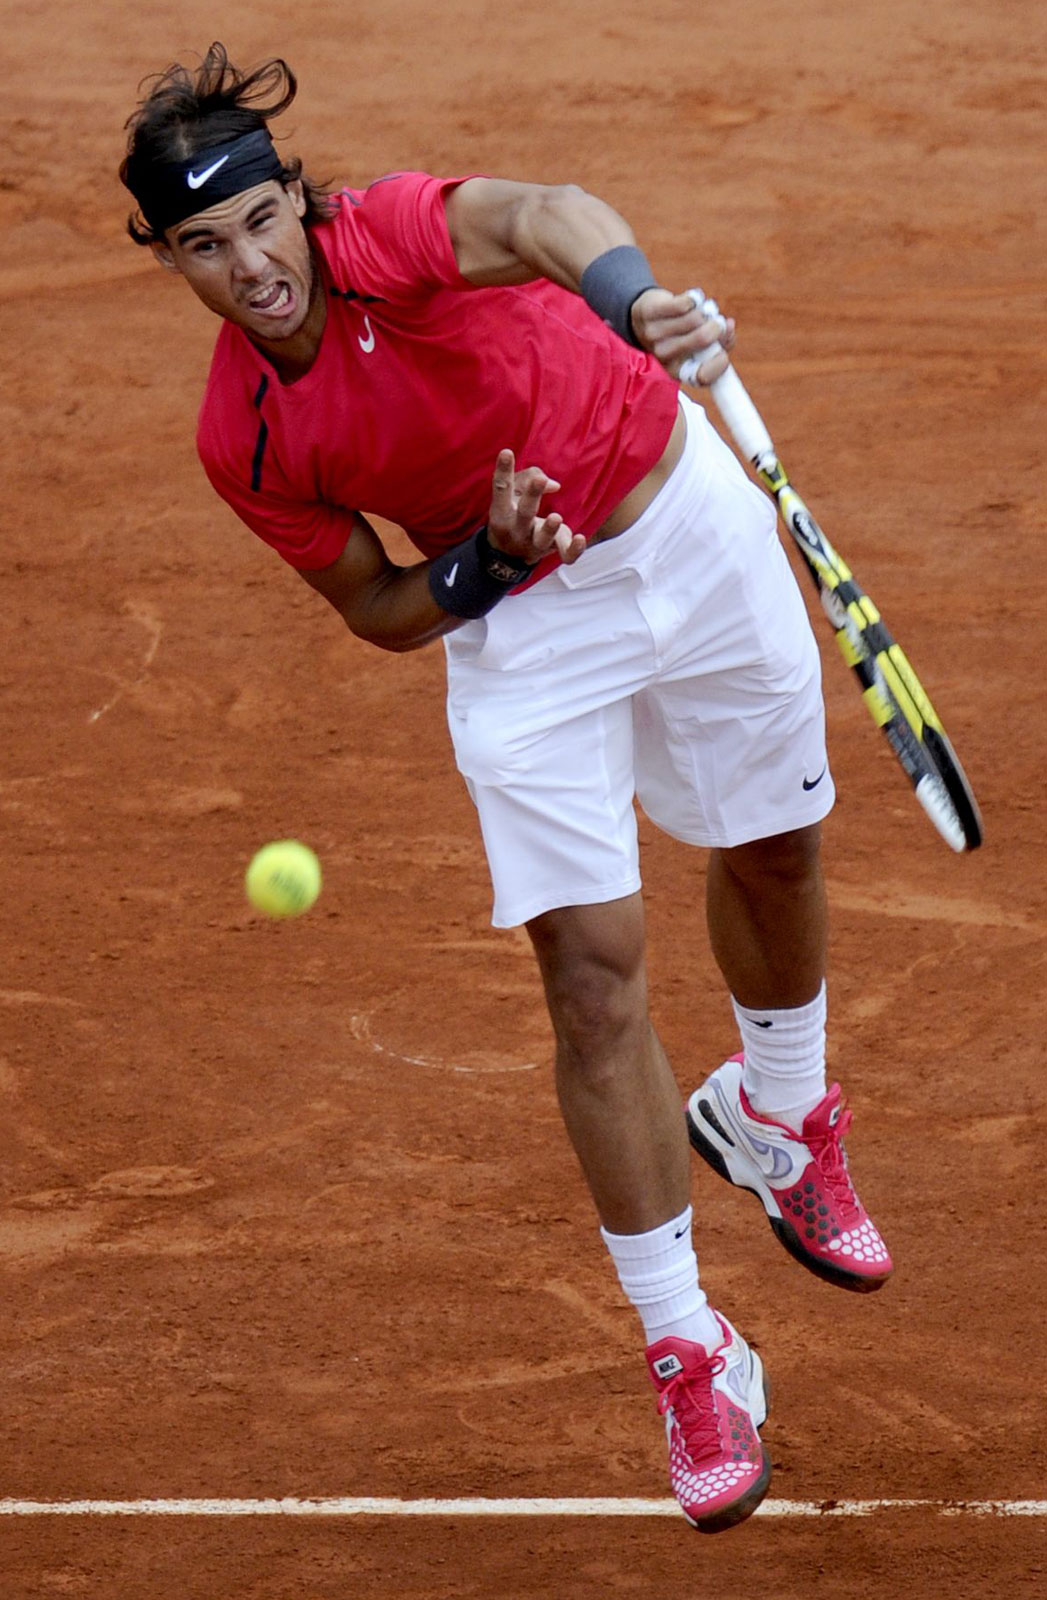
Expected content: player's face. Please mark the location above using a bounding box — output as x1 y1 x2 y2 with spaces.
154 180 317 345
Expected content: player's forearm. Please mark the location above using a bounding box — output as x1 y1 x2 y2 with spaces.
301 468 576 647
337 563 465 653
299 513 477 652
344 519 567 648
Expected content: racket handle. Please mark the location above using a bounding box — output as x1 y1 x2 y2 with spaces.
707 365 775 465
679 290 775 464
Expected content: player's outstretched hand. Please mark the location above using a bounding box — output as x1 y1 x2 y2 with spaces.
486 449 587 565
631 288 736 384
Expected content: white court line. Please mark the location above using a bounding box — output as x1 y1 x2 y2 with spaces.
86 599 162 725
0 1498 1044 1519
349 1011 537 1075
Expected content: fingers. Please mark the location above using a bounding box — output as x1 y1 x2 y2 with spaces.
489 450 558 534
490 451 561 532
631 285 736 380
487 448 584 565
489 451 560 526
682 342 730 384
514 465 561 526
489 447 517 515
533 512 586 564
555 524 588 564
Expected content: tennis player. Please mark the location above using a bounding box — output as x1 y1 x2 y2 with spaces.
120 43 892 1533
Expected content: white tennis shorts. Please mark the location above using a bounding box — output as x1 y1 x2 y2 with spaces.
443 394 834 928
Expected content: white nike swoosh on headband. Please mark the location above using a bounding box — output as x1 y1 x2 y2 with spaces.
186 155 230 190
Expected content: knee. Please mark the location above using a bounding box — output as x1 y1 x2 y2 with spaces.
552 955 643 1064
719 822 822 890
527 904 647 1066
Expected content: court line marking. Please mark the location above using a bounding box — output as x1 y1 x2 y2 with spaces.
87 599 162 725
826 882 1039 931
349 1011 537 1075
0 1497 1043 1518
0 990 81 1008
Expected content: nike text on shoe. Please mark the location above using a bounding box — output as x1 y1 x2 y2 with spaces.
686 1054 893 1293
646 1317 771 1533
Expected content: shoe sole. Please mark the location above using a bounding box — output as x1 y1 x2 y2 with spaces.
686 1098 891 1296
687 1447 772 1533
687 1354 772 1535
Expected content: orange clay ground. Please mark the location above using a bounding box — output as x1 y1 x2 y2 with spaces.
1 2 1045 1594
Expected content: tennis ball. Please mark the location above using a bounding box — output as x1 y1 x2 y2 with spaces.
244 840 322 918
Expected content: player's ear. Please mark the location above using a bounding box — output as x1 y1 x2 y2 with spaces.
285 178 307 219
150 238 181 275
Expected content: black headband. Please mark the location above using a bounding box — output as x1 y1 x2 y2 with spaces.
126 128 285 234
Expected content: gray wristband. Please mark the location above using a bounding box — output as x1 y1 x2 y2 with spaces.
428 525 536 619
579 245 660 347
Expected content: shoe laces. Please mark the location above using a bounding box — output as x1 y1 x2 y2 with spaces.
805 1101 861 1219
656 1350 726 1465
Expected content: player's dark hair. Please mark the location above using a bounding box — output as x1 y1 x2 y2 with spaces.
120 41 336 244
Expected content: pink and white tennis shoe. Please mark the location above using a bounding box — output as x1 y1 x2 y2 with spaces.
647 1314 771 1533
686 1054 892 1292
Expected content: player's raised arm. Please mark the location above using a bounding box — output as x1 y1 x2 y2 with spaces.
444 177 734 379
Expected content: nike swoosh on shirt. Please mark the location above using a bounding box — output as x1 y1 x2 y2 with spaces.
802 764 828 791
186 155 230 190
358 315 376 354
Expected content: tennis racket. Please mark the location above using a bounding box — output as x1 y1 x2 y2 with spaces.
680 295 982 852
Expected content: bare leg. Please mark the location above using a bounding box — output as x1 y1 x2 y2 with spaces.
705 822 827 1008
526 893 689 1234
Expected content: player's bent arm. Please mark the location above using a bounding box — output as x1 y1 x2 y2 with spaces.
299 459 583 648
446 177 637 290
297 513 464 653
444 178 735 377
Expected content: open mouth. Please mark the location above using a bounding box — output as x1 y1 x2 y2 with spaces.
247 281 293 315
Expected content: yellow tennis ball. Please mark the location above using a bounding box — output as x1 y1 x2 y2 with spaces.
244 840 322 918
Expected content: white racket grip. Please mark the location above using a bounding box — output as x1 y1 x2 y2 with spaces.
678 289 776 462
706 364 775 465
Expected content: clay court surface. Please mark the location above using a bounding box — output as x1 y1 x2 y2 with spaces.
2 1 1045 1594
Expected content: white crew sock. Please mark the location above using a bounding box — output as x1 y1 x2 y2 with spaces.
732 981 828 1132
600 1205 723 1353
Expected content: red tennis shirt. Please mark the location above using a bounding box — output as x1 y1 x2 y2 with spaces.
196 172 680 579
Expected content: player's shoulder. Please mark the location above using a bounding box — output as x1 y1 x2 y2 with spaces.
346 171 446 203
317 172 477 295
322 172 456 230
307 174 436 262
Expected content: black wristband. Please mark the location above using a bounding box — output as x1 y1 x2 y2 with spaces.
579 245 660 348
428 525 536 619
